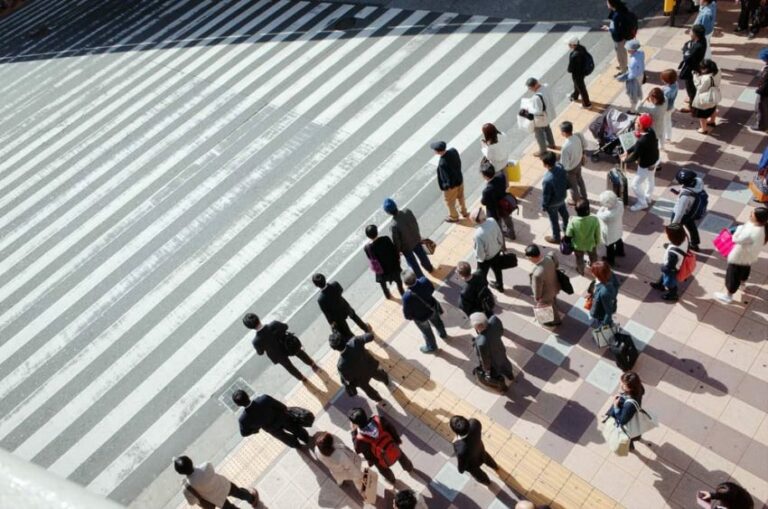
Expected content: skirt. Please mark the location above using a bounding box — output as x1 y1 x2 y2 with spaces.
692 106 716 118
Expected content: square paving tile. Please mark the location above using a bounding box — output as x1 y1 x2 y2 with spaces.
699 212 734 234
622 319 655 351
536 334 574 367
430 462 469 502
721 181 755 205
567 297 592 325
585 359 622 394
649 198 675 219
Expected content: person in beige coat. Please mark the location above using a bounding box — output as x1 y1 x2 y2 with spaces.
525 244 562 326
313 432 365 487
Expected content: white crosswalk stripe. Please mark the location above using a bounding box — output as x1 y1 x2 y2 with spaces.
0 0 588 502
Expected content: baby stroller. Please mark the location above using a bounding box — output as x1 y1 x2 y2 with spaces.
588 108 636 162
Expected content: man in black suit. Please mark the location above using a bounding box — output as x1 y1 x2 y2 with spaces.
243 313 318 381
313 273 370 339
457 261 493 318
330 331 389 402
233 390 310 449
450 415 499 485
431 140 468 223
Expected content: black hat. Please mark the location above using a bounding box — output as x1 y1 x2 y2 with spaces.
675 168 697 187
430 141 447 151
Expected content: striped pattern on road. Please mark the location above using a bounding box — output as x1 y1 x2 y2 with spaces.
0 0 587 503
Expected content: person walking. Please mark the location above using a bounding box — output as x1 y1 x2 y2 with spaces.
364 225 404 300
457 261 494 318
174 456 259 509
450 415 499 485
596 190 625 267
402 269 447 353
602 0 638 76
623 113 659 212
431 141 468 222
670 169 704 251
329 331 390 402
472 208 505 292
694 0 716 58
480 123 512 183
395 489 429 509
605 371 646 451
313 273 371 340
565 200 602 276
697 482 755 509
753 48 768 132
312 431 365 487
233 390 311 449
243 313 319 382
714 207 768 304
470 312 515 389
616 40 645 114
559 121 588 205
679 25 707 111
383 198 434 278
638 87 667 149
650 224 689 301
736 0 761 39
526 244 562 326
480 158 516 240
540 151 570 244
519 77 556 156
588 261 621 327
567 37 593 108
660 69 679 144
692 59 721 134
348 407 413 484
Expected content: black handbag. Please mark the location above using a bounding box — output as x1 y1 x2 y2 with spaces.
496 252 518 270
287 406 315 427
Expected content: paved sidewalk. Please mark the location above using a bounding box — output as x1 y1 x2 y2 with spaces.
173 4 768 509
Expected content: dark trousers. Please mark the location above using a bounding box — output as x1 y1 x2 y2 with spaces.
545 203 570 241
738 0 761 33
684 76 696 103
379 277 404 299
605 239 625 266
403 243 433 278
465 452 499 485
725 263 751 294
682 217 700 247
267 419 310 449
333 309 369 340
378 451 413 483
199 483 256 509
571 74 591 106
353 369 390 402
478 252 503 289
277 350 315 380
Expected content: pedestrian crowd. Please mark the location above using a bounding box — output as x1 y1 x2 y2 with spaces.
173 1 766 507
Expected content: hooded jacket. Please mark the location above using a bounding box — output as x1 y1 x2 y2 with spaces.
671 177 704 224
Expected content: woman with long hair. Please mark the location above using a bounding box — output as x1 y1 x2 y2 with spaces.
692 59 721 134
714 207 768 304
605 371 646 451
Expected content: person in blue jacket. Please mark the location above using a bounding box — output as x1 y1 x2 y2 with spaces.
602 0 638 76
540 151 570 244
588 261 621 327
401 270 447 353
605 371 645 451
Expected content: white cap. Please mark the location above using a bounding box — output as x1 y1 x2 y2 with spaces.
469 312 488 327
568 36 580 45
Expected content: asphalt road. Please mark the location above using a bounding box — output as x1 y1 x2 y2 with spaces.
0 0 657 507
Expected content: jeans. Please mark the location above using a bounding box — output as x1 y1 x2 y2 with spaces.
565 164 588 203
534 125 555 153
614 40 627 72
681 216 700 247
545 203 570 241
413 311 447 351
277 349 315 381
661 268 678 292
631 165 656 208
443 184 468 219
403 243 433 278
571 74 591 105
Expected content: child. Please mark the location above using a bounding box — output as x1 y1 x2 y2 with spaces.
650 224 689 301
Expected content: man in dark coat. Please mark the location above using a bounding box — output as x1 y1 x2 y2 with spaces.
480 160 516 240
567 37 592 108
457 261 493 318
233 390 310 448
330 331 389 402
402 270 447 353
243 313 318 381
431 140 468 222
450 415 499 485
383 198 434 278
313 273 370 340
470 312 514 391
540 151 569 244
365 225 404 299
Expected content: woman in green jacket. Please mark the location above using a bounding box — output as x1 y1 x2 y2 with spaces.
565 200 602 275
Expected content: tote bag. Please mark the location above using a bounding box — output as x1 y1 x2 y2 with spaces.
359 467 378 504
592 324 616 348
600 416 630 456
623 399 657 438
692 75 721 109
533 304 555 324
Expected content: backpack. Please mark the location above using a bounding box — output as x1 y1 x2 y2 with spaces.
477 284 496 315
672 248 697 282
287 407 315 427
356 416 401 467
624 11 638 40
583 50 595 76
555 268 574 295
682 188 708 221
610 332 639 371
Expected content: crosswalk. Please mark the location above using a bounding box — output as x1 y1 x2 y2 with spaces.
0 0 589 503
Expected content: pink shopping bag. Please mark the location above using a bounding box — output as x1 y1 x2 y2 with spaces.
713 228 734 258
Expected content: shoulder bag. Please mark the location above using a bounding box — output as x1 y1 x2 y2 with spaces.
623 398 657 438
364 244 384 274
600 416 630 456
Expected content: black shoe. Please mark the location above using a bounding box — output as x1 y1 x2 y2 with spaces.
490 281 505 292
650 281 665 291
662 291 678 301
663 242 669 248
690 244 700 252
735 27 745 33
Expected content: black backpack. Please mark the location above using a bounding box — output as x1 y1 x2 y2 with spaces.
477 284 496 315
287 406 315 427
624 11 638 40
610 332 639 371
583 50 595 76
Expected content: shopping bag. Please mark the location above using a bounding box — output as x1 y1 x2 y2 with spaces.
359 467 378 504
591 324 616 348
623 399 658 438
712 228 735 258
505 161 522 183
600 416 630 456
533 304 556 324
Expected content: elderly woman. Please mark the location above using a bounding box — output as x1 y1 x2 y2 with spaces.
596 190 625 267
616 39 645 113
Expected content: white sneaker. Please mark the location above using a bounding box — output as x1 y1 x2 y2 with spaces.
630 203 648 212
714 292 734 304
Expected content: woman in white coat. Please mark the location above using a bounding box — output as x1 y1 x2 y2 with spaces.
715 207 768 304
596 190 625 267
481 122 511 183
313 431 365 487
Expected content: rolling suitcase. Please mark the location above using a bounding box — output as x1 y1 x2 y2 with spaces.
610 332 639 371
606 165 629 206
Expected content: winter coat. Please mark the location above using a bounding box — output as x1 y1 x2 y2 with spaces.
597 201 624 245
460 271 491 317
402 277 439 322
481 171 509 219
337 333 379 386
474 315 513 377
671 177 704 224
366 236 401 283
390 208 422 253
567 44 589 77
662 238 689 273
437 148 463 190
625 128 659 168
679 39 706 80
727 222 766 266
530 253 560 304
315 441 364 486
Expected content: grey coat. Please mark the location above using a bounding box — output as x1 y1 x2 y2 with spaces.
390 208 422 253
474 316 514 378
530 253 560 305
